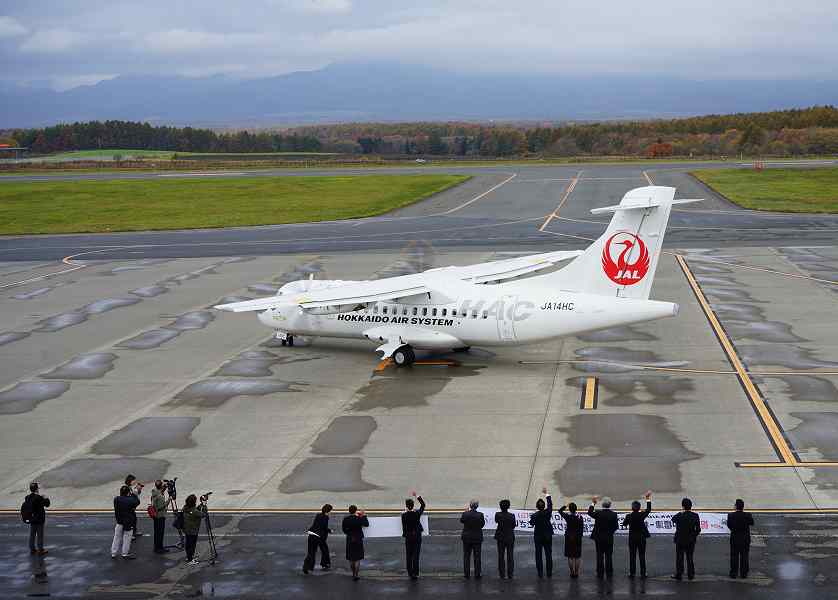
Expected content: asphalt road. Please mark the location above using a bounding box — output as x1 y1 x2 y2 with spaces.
2 512 835 599
2 161 838 262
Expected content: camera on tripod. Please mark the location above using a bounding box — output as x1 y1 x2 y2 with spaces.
199 491 213 504
163 477 177 500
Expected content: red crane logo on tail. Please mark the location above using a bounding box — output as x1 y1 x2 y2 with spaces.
601 232 650 285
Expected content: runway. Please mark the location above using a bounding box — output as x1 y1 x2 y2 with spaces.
3 163 838 264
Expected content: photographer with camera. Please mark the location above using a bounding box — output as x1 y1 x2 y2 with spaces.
182 492 214 566
149 480 173 554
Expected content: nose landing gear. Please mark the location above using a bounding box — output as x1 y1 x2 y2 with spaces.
392 344 415 367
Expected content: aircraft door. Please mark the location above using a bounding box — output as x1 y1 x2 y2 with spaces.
497 294 518 342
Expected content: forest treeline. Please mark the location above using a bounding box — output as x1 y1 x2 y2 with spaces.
3 105 838 158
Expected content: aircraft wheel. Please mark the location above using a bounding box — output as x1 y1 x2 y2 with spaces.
288 335 295 347
452 346 471 353
281 339 287 347
392 345 415 367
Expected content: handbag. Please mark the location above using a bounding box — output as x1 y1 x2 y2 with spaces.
147 504 158 519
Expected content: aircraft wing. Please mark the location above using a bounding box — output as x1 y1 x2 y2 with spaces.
432 250 583 283
215 250 583 313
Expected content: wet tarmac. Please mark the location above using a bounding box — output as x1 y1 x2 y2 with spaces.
3 512 837 599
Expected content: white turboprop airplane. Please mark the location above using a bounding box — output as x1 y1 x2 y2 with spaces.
216 186 699 366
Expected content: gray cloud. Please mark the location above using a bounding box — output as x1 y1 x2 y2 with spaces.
1 1 837 90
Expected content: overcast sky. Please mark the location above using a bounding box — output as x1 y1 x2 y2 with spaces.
1 1 837 91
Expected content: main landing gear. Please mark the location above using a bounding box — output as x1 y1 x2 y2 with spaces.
279 333 295 347
392 344 415 367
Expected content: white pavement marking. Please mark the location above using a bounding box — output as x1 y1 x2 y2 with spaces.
642 170 654 185
435 172 517 215
538 171 582 232
0 246 131 289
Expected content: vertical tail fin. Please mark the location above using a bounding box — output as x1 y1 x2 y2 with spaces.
551 186 695 299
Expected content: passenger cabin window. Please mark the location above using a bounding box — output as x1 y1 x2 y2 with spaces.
471 310 477 319
383 306 388 315
482 311 488 319
432 308 438 316
442 308 447 316
422 307 427 316
402 307 407 316
412 307 417 316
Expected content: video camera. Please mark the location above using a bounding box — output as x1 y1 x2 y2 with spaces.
163 478 178 500
200 491 213 504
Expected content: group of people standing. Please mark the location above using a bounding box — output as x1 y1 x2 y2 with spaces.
301 489 756 582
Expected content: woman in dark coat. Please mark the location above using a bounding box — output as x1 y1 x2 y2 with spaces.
559 502 583 578
342 505 369 581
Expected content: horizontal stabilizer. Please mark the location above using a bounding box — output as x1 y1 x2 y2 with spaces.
591 197 702 215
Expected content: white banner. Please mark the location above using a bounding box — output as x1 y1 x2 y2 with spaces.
475 508 729 535
364 514 430 538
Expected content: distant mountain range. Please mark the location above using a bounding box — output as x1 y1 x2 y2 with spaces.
2 62 838 128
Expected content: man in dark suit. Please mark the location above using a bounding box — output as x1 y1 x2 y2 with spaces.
621 491 652 578
671 497 701 580
401 492 426 580
303 503 332 574
529 487 554 578
588 495 619 578
23 482 50 555
460 499 485 579
494 499 516 579
727 499 754 579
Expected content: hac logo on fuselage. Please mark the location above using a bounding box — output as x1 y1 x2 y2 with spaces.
601 231 650 285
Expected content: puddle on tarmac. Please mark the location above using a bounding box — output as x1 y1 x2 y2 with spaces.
738 346 838 370
576 325 656 343
569 375 695 406
0 331 30 346
702 287 765 303
213 351 321 377
0 381 70 414
168 311 215 330
130 285 169 298
693 275 740 287
711 303 765 321
572 347 688 373
555 414 700 500
37 457 169 488
311 416 378 455
753 375 838 403
169 379 302 408
91 417 200 455
117 328 181 349
350 365 485 411
99 259 171 275
215 295 253 305
41 352 118 379
278 457 381 493
787 412 838 458
248 283 280 294
117 311 214 349
11 282 71 300
686 262 733 275
33 297 141 332
726 321 807 343
226 489 245 495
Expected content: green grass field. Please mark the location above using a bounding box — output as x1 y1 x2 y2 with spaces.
46 149 178 160
0 174 470 234
692 167 838 213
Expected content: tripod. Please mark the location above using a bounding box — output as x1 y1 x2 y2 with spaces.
166 494 185 551
202 501 219 564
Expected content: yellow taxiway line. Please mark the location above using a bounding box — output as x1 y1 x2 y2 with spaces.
538 170 582 232
677 254 799 466
582 376 598 409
